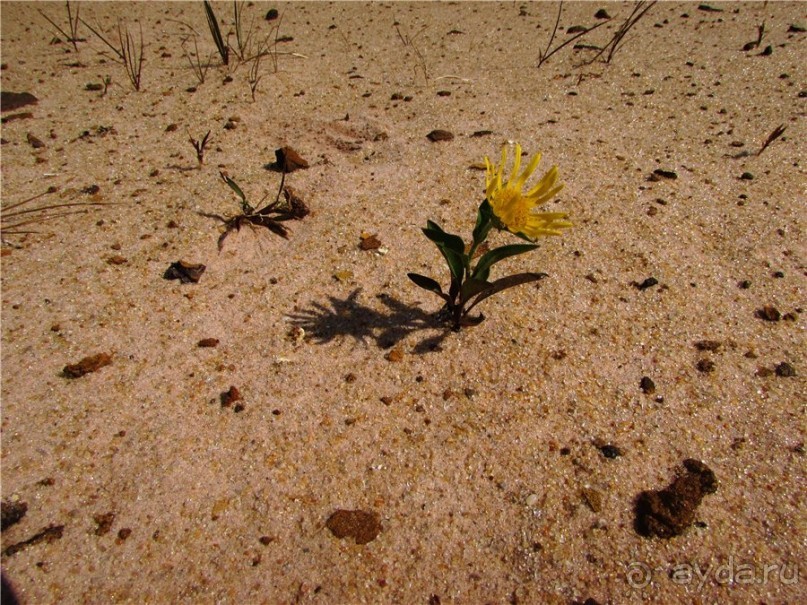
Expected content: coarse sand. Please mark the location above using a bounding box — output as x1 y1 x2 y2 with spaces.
1 2 805 603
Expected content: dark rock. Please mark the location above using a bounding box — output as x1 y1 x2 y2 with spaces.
634 277 658 290
755 305 781 321
426 129 454 142
265 8 279 20
639 376 656 394
163 261 206 283
594 9 611 19
1 91 38 112
1 500 27 530
775 362 796 377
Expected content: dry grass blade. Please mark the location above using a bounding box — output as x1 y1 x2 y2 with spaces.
38 1 83 52
1 190 113 241
758 124 786 156
80 18 145 91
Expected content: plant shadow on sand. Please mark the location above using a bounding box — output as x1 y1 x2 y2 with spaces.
288 289 452 353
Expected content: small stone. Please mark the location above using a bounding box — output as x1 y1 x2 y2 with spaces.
651 168 677 180
426 129 454 142
594 8 611 19
197 338 219 348
740 171 754 180
597 443 623 459
1 499 28 530
26 132 45 149
634 277 658 290
694 340 721 352
639 376 656 394
265 8 279 21
386 347 404 362
695 359 715 373
774 362 796 377
220 386 241 407
63 353 112 378
525 493 540 507
580 488 603 513
93 512 116 536
359 233 382 251
755 305 781 321
164 261 206 283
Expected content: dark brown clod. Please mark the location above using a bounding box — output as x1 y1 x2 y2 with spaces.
220 386 241 407
63 353 112 378
325 509 382 545
635 459 717 538
163 261 206 284
1 499 28 530
426 129 454 142
197 338 220 348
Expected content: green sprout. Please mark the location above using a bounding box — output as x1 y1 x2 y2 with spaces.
408 143 572 330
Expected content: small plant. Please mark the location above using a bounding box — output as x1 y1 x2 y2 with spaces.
188 130 211 166
408 144 572 330
81 18 145 91
394 21 429 82
204 0 229 66
203 171 310 250
38 1 83 52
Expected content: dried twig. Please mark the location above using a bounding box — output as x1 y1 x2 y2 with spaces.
38 1 83 52
81 18 145 91
758 124 786 156
189 130 211 166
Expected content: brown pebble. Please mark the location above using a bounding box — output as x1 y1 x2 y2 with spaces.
774 362 796 377
197 338 219 348
259 535 274 545
1 499 28 530
325 509 382 545
694 339 721 352
106 255 128 265
755 305 781 321
639 376 656 394
426 129 454 142
27 132 45 148
163 260 206 283
695 359 715 373
93 512 116 536
359 233 382 251
220 386 241 407
385 347 404 362
63 352 112 378
580 488 603 513
117 528 132 541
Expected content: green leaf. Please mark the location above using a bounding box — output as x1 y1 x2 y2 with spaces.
472 200 494 245
460 277 492 305
422 222 466 283
472 243 538 280
407 273 449 302
221 172 247 205
423 222 465 255
464 272 547 314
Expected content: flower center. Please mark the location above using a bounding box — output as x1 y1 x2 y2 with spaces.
497 187 528 230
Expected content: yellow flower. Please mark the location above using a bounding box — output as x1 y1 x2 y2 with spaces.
484 143 571 240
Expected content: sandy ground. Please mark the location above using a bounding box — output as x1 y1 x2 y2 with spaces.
1 1 805 603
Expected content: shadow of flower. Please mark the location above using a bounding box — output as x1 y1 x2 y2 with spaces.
287 289 451 353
